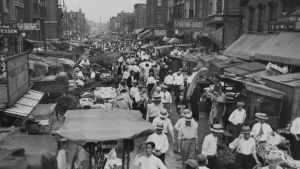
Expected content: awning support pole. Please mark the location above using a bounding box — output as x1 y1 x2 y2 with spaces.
122 141 125 169
89 143 92 169
127 149 130 169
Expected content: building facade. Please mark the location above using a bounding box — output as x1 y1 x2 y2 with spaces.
134 4 147 29
146 0 168 28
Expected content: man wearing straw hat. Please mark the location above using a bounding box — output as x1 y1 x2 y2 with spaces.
228 101 247 139
178 113 199 169
146 94 164 123
201 124 224 169
152 109 175 145
147 123 169 164
251 113 273 141
160 85 172 112
229 126 262 169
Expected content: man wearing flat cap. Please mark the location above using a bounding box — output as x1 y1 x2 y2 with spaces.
228 101 247 139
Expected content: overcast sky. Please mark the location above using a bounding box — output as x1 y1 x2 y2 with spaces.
64 0 146 23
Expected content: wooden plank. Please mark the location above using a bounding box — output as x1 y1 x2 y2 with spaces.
0 84 7 108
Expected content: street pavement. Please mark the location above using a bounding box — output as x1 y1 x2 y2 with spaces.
129 95 211 169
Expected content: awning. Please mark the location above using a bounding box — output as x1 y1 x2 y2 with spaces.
224 62 266 75
154 30 167 37
224 34 275 60
208 27 223 46
134 28 145 34
56 109 155 145
166 38 183 44
138 29 153 38
256 32 300 66
199 55 217 63
232 79 285 99
156 45 173 49
4 90 44 117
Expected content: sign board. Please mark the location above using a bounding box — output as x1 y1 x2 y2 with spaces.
0 25 18 34
174 20 203 29
17 23 40 30
6 52 30 107
270 21 295 32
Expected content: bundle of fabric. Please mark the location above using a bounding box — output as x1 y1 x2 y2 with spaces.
94 87 117 100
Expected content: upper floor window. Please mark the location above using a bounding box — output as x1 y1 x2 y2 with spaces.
248 6 255 32
209 2 213 15
157 0 162 7
157 14 162 24
257 4 266 32
268 2 278 22
216 0 223 14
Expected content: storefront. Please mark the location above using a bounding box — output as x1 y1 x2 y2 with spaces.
0 24 19 56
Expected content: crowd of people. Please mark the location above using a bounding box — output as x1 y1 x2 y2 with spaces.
63 35 300 169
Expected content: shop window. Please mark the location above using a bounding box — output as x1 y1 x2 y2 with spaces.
216 0 223 14
157 0 162 7
248 6 255 33
257 4 265 32
157 14 162 24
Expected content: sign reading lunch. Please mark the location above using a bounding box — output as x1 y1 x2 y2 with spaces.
174 20 203 29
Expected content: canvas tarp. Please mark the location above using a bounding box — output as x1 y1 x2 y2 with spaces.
56 109 155 145
0 133 57 169
89 52 120 66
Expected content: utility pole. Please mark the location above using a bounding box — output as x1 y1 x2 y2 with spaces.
41 0 47 50
75 11 78 40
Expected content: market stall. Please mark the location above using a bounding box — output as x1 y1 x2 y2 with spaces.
56 109 155 169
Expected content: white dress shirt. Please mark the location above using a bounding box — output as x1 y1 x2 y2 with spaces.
174 117 198 131
134 154 167 169
57 149 67 169
152 117 174 134
228 108 247 125
251 122 273 140
146 77 156 86
172 74 184 86
147 133 169 153
164 75 173 85
160 91 172 104
291 117 300 135
130 87 139 97
202 134 218 156
229 137 256 155
187 72 196 85
122 71 130 79
178 125 198 140
146 103 164 121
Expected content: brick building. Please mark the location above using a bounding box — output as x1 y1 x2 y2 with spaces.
134 4 147 29
146 0 168 28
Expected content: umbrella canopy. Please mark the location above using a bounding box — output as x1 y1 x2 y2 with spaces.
56 109 155 145
89 52 120 66
166 38 183 44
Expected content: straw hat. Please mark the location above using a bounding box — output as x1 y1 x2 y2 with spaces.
255 113 269 120
161 85 168 89
182 109 192 117
185 116 192 122
159 109 168 118
237 102 245 107
240 125 251 134
74 67 80 72
156 123 164 130
210 124 224 133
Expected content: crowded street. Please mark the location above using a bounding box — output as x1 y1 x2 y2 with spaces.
1 0 300 169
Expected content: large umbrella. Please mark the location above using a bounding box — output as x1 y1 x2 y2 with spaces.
56 109 155 145
166 38 183 44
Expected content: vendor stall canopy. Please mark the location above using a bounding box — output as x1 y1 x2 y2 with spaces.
56 109 155 145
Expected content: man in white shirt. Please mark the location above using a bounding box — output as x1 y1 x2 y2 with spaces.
134 142 167 169
172 69 184 87
251 113 273 141
164 70 173 89
229 126 261 169
187 68 198 86
122 67 130 80
290 116 300 160
146 96 164 123
152 109 175 145
178 115 199 169
160 85 172 112
147 123 169 164
228 102 247 139
202 124 223 169
130 81 139 98
174 109 198 131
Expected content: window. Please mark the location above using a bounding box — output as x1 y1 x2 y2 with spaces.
216 0 223 14
157 14 162 24
248 7 255 32
3 0 8 13
257 4 265 32
268 2 278 22
157 0 162 7
209 2 213 15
